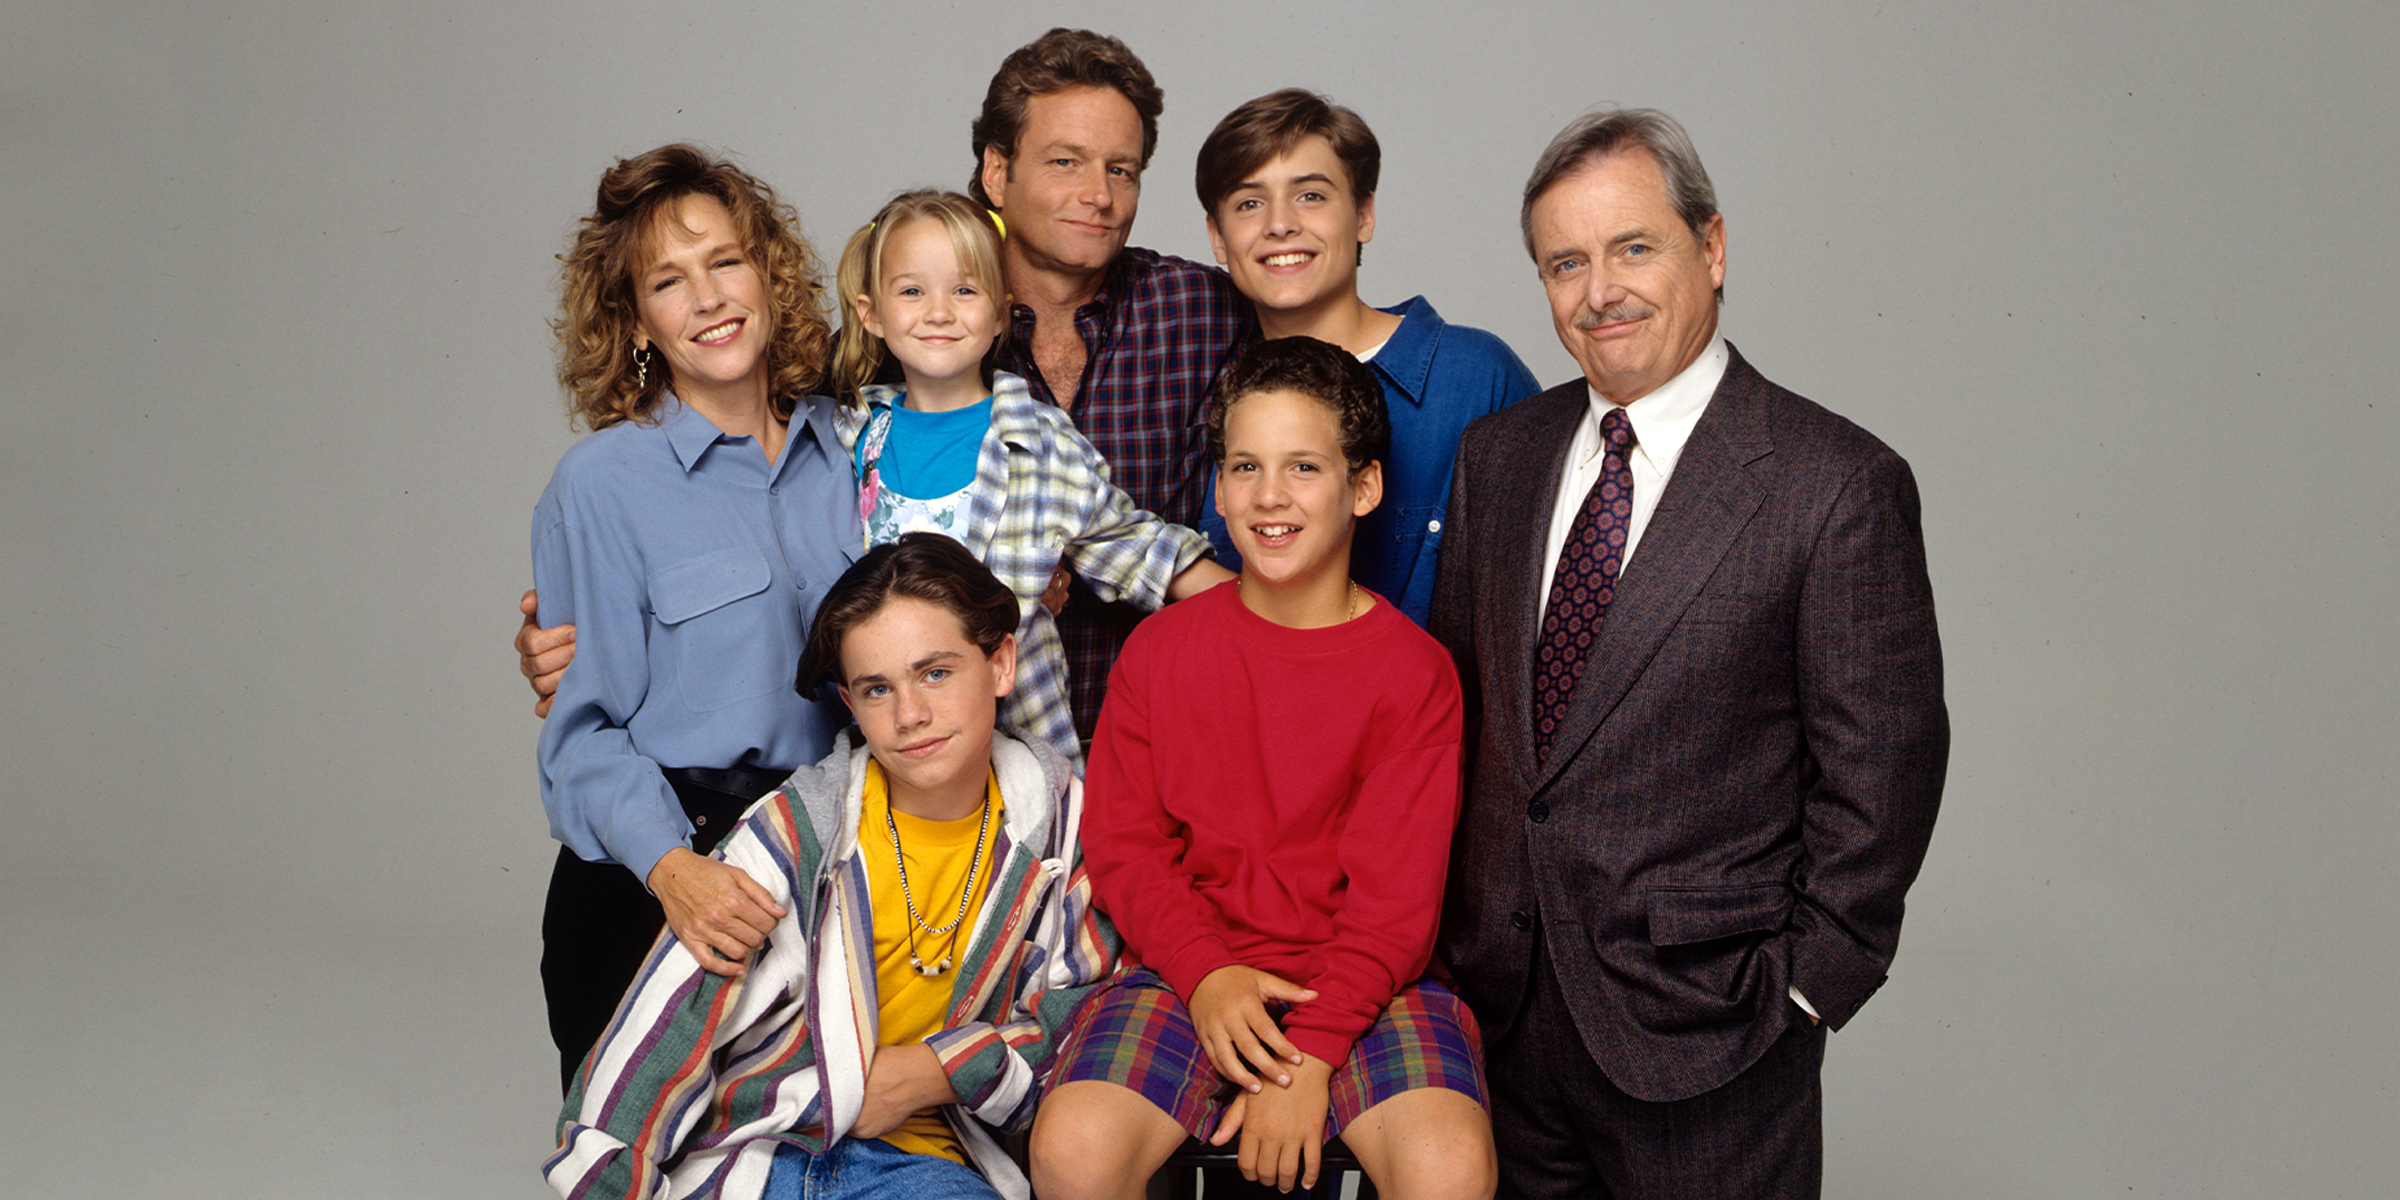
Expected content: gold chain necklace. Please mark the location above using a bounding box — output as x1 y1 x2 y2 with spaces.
884 787 993 976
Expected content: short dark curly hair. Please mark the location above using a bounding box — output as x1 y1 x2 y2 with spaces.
1208 336 1390 474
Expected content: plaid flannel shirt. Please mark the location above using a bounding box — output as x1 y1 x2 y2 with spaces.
842 371 1211 765
995 247 1256 739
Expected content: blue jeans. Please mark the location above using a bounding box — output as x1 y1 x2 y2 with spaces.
763 1137 1000 1200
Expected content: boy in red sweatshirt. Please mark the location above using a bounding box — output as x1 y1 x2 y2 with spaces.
1030 337 1496 1199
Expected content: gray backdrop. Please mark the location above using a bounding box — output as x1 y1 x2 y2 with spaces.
6 1 2393 1194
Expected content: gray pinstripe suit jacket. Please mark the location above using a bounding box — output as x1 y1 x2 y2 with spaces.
1432 344 1948 1103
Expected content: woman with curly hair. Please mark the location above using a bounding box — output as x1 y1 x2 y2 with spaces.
530 143 860 1089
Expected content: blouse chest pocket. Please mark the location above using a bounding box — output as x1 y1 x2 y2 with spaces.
650 547 792 713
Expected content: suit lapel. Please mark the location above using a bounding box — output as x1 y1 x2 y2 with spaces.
1486 387 1581 794
1531 350 1775 793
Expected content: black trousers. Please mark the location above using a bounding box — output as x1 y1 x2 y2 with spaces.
1486 942 1826 1200
540 766 780 1092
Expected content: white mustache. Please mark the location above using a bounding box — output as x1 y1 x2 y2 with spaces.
1576 304 1653 331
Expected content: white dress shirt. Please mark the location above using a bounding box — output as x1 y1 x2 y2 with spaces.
1526 336 1826 1024
1535 337 1728 623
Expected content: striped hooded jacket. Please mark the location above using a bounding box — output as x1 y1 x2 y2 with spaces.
544 729 1118 1200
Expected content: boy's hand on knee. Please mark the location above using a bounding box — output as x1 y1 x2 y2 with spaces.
1190 965 1319 1091
1237 1055 1331 1193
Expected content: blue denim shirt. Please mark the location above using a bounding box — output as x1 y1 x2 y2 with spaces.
533 394 862 882
1200 296 1540 626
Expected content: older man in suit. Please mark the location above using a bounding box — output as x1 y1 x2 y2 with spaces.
1430 108 1948 1199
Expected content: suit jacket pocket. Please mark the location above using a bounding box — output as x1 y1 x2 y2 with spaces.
1597 882 1793 1037
1645 882 1794 946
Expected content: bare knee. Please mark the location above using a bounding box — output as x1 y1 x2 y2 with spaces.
1382 1140 1498 1200
1027 1107 1128 1200
1347 1090 1498 1200
1376 1131 1497 1200
1030 1081 1181 1200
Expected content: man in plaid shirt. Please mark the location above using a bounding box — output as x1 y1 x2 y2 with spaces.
968 27 1256 740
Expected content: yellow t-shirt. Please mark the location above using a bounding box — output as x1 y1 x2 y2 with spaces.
859 762 1003 1164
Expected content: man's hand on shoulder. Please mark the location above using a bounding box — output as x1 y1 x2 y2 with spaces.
516 588 575 717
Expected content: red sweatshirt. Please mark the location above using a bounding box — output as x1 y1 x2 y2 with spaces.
1082 580 1464 1066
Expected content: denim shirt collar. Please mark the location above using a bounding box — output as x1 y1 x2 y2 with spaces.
1369 295 1443 410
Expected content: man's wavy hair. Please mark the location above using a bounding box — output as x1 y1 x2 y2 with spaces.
1521 107 1724 303
555 144 831 430
968 28 1164 208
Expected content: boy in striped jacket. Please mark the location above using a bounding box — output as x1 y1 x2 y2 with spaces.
546 533 1117 1200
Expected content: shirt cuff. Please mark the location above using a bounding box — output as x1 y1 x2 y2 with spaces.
1788 985 1821 1022
619 827 690 892
1285 1024 1359 1072
1152 938 1240 1003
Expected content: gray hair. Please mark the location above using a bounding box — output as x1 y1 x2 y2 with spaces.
1520 107 1720 277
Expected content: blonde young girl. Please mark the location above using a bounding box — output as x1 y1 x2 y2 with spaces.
830 190 1231 766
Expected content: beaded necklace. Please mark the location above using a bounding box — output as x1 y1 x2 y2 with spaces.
883 786 994 976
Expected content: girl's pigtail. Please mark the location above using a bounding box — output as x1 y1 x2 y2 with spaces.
828 215 887 407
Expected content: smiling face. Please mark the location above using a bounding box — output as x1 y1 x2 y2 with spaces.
837 595 1017 818
1206 135 1373 327
981 85 1145 280
1529 149 1726 405
1215 387 1382 611
632 194 773 409
854 217 1004 411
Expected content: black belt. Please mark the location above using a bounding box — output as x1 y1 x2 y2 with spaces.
659 764 793 854
661 763 792 801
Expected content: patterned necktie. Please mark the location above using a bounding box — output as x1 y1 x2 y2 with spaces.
1533 405 1636 758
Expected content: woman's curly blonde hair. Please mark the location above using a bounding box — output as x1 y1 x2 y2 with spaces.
555 144 831 430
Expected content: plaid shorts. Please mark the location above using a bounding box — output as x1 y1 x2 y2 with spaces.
1044 967 1488 1140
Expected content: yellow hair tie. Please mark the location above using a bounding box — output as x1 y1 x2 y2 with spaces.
987 209 1007 239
